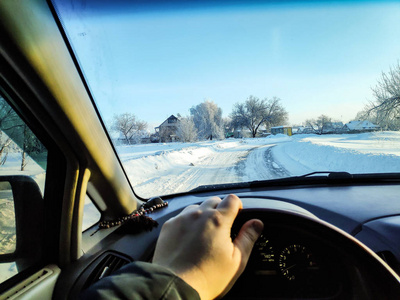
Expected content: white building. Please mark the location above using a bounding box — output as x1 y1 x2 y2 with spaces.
343 120 379 132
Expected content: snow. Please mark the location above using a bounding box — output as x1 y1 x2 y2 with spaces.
344 120 379 130
274 132 400 175
114 131 400 198
1 131 399 199
0 153 46 193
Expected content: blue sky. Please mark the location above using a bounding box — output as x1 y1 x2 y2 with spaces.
56 0 400 130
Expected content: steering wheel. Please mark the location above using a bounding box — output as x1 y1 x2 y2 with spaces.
224 207 400 299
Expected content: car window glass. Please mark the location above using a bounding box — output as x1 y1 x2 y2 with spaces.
54 0 400 199
0 95 47 192
82 195 101 231
0 94 47 284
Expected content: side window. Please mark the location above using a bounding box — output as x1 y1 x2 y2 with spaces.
0 94 47 284
0 182 17 282
82 195 101 232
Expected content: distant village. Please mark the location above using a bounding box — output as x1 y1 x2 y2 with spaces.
117 114 381 145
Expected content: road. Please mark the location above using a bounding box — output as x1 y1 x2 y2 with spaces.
240 145 290 182
133 143 290 197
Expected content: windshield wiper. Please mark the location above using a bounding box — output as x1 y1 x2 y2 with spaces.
188 172 400 194
298 171 353 179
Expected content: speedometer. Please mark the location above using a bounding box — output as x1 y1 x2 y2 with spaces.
250 234 276 276
256 234 275 263
278 244 319 281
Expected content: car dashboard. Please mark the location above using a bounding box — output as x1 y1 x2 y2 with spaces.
55 183 400 299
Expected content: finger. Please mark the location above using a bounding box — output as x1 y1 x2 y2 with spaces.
218 219 263 299
181 204 199 213
233 219 264 270
199 196 222 209
216 194 243 220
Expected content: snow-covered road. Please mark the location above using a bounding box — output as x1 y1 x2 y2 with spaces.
118 136 294 197
117 131 400 198
126 141 279 197
240 145 290 182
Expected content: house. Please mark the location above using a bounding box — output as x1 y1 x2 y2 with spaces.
343 120 379 132
271 126 292 136
155 115 180 142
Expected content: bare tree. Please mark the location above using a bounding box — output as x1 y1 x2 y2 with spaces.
0 96 46 170
231 96 288 138
20 124 33 171
0 96 21 164
231 96 265 138
111 113 148 144
0 138 11 165
305 115 332 134
190 100 224 140
263 97 289 131
111 113 136 144
177 116 197 142
365 62 400 130
14 123 45 171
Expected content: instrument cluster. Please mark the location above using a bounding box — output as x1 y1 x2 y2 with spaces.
226 213 351 299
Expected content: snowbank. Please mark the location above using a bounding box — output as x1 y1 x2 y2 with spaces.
119 132 400 197
273 132 400 175
117 137 289 196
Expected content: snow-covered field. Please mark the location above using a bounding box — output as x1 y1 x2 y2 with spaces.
274 132 400 175
116 131 400 198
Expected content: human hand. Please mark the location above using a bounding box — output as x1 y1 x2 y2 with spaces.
152 194 263 300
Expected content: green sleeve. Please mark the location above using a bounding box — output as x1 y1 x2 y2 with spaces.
80 261 200 300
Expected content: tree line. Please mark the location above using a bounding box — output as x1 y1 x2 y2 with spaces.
111 96 288 144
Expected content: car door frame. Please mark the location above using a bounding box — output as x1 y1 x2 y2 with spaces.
0 0 142 297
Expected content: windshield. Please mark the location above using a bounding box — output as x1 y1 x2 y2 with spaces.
53 0 400 198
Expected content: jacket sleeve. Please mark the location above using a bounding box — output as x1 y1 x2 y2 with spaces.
80 261 200 300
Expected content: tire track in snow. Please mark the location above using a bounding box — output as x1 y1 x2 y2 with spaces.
239 145 290 182
132 142 290 196
263 146 290 178
158 147 250 194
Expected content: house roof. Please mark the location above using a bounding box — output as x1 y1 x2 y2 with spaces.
344 120 379 130
271 125 291 129
157 115 179 128
167 115 178 121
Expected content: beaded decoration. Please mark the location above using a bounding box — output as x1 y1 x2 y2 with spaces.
97 197 168 232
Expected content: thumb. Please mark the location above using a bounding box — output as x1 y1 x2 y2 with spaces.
218 219 264 299
234 219 264 270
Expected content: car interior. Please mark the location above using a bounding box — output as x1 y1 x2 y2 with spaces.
1 0 400 299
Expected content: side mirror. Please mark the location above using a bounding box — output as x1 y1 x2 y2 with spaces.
0 175 44 272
